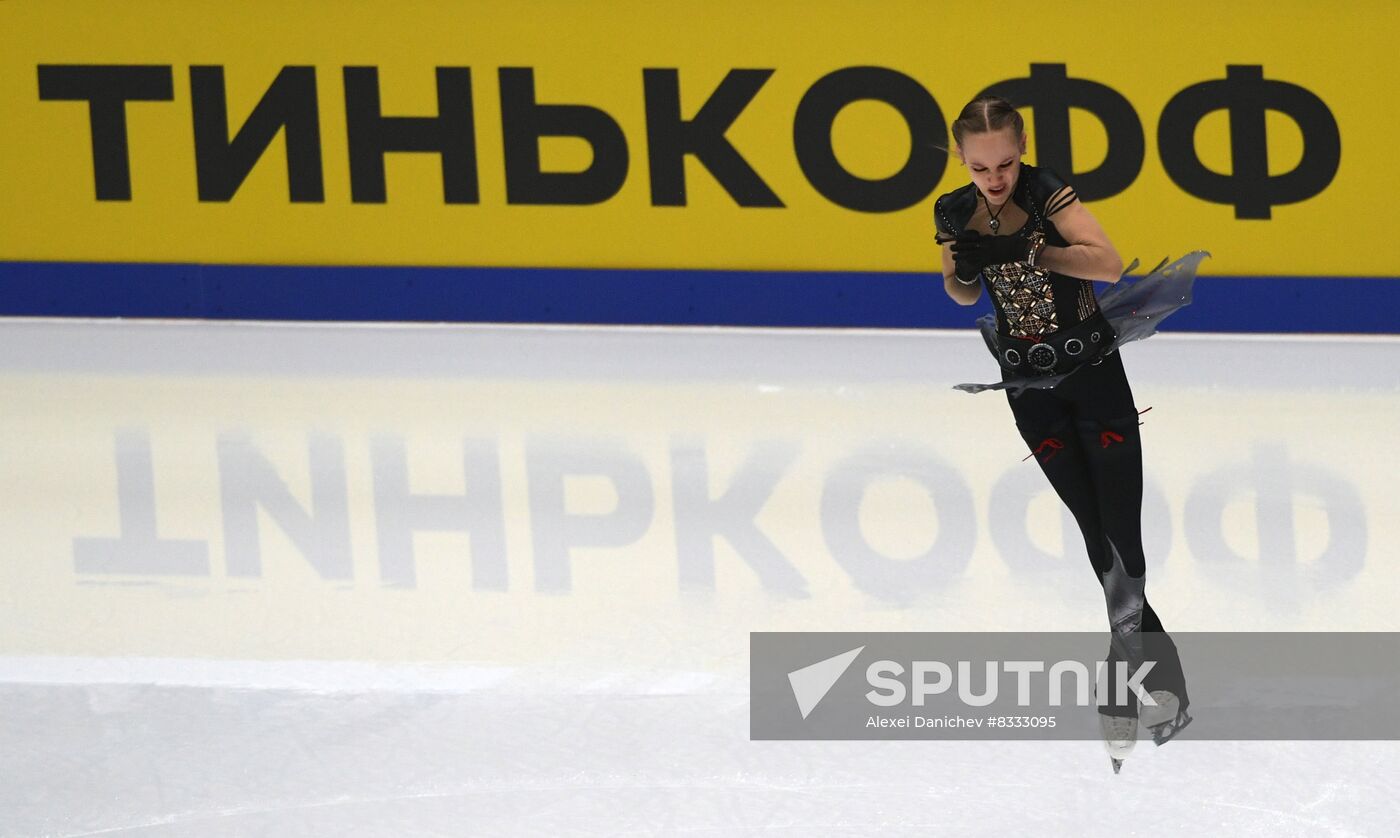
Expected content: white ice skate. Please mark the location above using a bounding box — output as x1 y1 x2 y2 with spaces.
1099 712 1138 774
1139 690 1177 728
1139 689 1193 745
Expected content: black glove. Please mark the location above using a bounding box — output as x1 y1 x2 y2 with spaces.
951 229 1030 275
953 249 983 284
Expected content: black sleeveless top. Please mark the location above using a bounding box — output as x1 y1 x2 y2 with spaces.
934 164 1100 338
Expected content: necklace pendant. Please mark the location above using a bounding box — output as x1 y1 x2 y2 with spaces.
989 217 1000 233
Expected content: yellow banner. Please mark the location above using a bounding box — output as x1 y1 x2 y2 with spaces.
1 0 1396 276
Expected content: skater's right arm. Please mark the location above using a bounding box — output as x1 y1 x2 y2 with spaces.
936 194 981 305
941 241 981 305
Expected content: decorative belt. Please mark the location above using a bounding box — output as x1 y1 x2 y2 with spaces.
995 310 1117 376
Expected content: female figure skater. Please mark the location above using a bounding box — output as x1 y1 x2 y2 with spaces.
933 95 1198 771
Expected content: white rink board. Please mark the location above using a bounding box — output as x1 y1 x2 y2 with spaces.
0 320 1396 836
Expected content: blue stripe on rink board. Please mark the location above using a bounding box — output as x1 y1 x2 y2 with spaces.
0 261 1396 333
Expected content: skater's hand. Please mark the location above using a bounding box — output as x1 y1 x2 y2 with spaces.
952 235 983 284
951 229 1030 272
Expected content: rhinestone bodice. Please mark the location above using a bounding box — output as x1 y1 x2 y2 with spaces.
984 262 1059 337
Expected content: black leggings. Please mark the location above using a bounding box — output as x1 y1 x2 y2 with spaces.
1005 350 1189 709
1003 349 1149 586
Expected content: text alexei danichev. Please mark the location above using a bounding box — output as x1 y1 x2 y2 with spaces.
866 715 1057 728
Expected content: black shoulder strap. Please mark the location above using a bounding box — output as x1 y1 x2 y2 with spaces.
1024 163 1079 220
933 183 978 243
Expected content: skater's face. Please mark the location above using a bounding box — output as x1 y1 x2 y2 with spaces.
957 128 1027 208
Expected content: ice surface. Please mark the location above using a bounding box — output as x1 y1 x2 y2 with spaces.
1 319 1396 837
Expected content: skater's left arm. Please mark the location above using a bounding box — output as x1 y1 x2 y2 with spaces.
1034 188 1125 283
